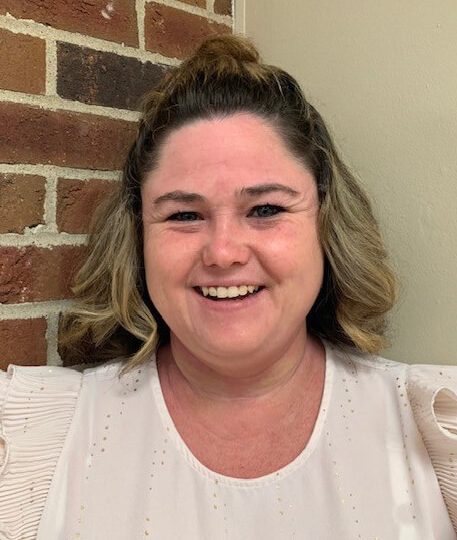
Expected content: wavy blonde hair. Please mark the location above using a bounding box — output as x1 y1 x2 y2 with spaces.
60 34 397 373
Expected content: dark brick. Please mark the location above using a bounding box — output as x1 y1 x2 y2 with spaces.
0 0 138 46
57 178 117 233
0 318 47 369
145 3 231 59
57 43 168 111
0 29 46 94
0 246 87 303
0 174 46 233
0 102 136 170
214 0 232 16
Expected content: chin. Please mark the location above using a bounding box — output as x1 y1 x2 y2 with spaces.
190 331 268 361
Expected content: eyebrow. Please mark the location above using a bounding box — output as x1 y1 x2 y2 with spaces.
153 191 206 205
239 183 300 198
153 183 300 206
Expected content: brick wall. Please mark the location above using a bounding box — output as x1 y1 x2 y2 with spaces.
0 0 233 370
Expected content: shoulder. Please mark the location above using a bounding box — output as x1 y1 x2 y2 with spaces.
0 358 136 424
80 358 155 397
326 342 409 393
326 342 457 424
0 358 130 388
0 363 84 433
0 363 83 538
334 346 457 531
0 363 83 400
404 363 457 531
327 341 457 387
0 358 154 537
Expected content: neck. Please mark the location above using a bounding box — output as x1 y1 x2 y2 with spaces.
158 331 324 403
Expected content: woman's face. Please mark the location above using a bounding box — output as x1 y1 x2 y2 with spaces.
141 113 324 371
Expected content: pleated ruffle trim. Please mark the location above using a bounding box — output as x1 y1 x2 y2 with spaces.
0 365 81 540
407 364 457 533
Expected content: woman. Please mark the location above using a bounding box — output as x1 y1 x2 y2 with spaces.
0 35 456 539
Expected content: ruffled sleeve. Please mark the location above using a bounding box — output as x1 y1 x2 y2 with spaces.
0 365 81 540
407 364 457 532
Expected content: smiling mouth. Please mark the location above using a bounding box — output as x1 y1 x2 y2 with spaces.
194 285 265 301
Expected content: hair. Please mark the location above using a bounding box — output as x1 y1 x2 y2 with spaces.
60 34 397 374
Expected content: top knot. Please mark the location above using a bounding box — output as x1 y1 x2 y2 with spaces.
192 34 260 64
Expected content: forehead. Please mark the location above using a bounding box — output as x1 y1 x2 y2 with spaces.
144 113 314 194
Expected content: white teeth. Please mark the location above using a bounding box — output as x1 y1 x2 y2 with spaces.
199 285 261 299
216 287 228 298
227 286 239 298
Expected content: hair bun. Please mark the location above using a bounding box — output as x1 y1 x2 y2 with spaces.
193 34 260 64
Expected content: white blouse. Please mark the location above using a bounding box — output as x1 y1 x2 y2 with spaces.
0 341 456 540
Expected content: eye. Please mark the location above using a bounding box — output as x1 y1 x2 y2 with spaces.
167 211 202 222
248 204 285 218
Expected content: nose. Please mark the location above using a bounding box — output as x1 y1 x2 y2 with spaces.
201 214 250 269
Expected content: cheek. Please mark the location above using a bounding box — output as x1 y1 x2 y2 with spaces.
143 230 200 287
261 222 323 272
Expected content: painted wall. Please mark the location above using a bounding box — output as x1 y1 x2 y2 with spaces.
237 0 457 364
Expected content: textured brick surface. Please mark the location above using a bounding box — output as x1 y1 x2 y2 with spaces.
0 246 86 303
0 103 136 170
57 43 167 111
0 174 46 233
214 0 232 16
0 0 138 46
57 178 116 234
0 28 46 94
145 3 231 59
0 318 47 369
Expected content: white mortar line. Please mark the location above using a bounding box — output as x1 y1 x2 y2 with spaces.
44 173 58 233
0 163 121 180
0 300 74 319
136 0 146 50
55 175 121 183
0 233 88 247
207 0 216 13
46 38 58 96
46 311 63 366
145 0 231 24
0 14 180 66
0 89 140 121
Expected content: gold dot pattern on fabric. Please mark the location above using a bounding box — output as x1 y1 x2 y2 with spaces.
326 356 366 536
395 372 420 524
19 348 453 538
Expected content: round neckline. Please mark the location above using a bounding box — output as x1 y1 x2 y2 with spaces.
149 339 334 487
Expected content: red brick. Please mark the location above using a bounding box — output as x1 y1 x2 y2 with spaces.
0 246 87 303
214 0 232 16
0 0 138 47
145 3 231 59
0 29 46 94
57 178 117 234
57 43 167 111
0 174 46 233
0 103 136 170
0 318 47 369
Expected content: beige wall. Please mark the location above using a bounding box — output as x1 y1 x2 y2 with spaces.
236 0 457 365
